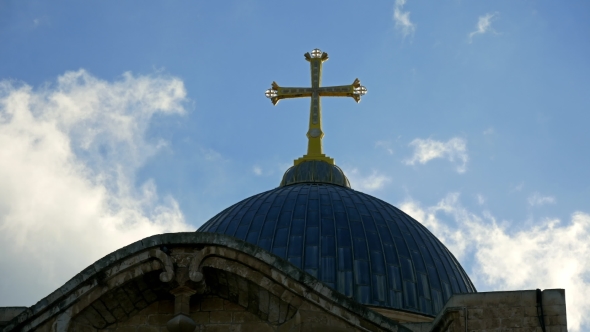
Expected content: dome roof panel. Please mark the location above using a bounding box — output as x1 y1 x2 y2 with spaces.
280 160 350 188
198 183 475 317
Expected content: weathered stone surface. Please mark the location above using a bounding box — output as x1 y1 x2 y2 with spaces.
209 311 232 324
2 233 420 332
428 289 567 332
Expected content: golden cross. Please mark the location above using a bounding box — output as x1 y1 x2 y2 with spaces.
265 48 367 166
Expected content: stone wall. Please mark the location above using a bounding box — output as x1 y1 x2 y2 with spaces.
3 233 409 332
69 295 277 332
0 308 26 329
427 289 567 332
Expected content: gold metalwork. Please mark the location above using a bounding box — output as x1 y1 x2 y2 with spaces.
265 48 367 165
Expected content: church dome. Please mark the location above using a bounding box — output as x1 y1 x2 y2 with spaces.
199 48 475 318
198 182 476 317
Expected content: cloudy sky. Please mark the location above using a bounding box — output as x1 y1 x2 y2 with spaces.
1 1 589 330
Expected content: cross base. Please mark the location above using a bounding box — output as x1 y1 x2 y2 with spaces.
294 154 334 166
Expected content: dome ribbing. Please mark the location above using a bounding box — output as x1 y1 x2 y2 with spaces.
280 160 350 188
198 183 475 317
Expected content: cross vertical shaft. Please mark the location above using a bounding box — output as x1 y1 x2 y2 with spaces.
306 54 328 164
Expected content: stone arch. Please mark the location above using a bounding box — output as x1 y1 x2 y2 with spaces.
2 233 409 332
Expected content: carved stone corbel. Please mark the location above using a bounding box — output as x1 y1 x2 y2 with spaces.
188 249 207 293
149 248 175 282
149 247 209 332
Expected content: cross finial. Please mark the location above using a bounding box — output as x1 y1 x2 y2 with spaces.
265 48 367 166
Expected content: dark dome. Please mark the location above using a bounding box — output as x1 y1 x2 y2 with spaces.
280 160 350 188
198 183 476 317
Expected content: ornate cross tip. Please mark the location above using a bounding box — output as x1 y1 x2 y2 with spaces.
304 48 329 62
265 81 280 105
351 78 368 103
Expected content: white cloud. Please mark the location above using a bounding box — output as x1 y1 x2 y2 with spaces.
469 12 498 43
476 194 485 205
510 182 525 192
393 0 416 38
344 168 391 192
0 70 192 306
375 140 394 155
528 192 556 206
404 137 468 173
201 147 222 161
483 127 494 135
400 194 590 332
253 165 263 176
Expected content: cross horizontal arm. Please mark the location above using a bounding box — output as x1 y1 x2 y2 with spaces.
318 78 367 103
265 82 313 105
264 79 367 105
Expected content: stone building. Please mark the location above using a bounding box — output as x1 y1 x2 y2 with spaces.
0 49 568 331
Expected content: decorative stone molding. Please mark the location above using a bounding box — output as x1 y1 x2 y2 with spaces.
1 232 410 332
149 248 175 283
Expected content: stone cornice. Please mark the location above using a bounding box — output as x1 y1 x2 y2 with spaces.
3 232 411 332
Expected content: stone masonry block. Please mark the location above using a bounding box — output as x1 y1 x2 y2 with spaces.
147 313 173 325
224 248 237 260
483 307 504 319
222 300 244 311
486 291 522 307
92 301 117 324
545 314 567 326
201 297 224 311
233 311 259 323
113 288 135 315
259 289 270 314
268 294 280 324
191 311 210 324
158 300 174 314
203 324 240 332
137 326 160 332
524 306 538 317
111 306 128 321
503 306 524 318
209 311 232 323
542 289 566 306
226 275 239 302
523 316 541 327
82 306 107 329
502 317 524 328
247 284 260 316
508 328 540 332
270 280 286 297
466 318 484 330
122 281 144 305
134 299 149 311
238 289 249 309
467 308 483 320
239 322 275 332
142 289 158 303
278 300 289 323
287 305 297 321
542 305 566 317
237 276 248 292
123 312 148 326
113 326 139 332
259 310 269 322
484 318 501 329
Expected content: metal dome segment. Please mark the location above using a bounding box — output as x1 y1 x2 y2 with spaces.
280 160 351 188
198 183 476 317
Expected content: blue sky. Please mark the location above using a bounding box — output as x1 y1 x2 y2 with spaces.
1 1 589 330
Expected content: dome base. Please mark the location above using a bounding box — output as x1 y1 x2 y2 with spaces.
280 160 350 188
